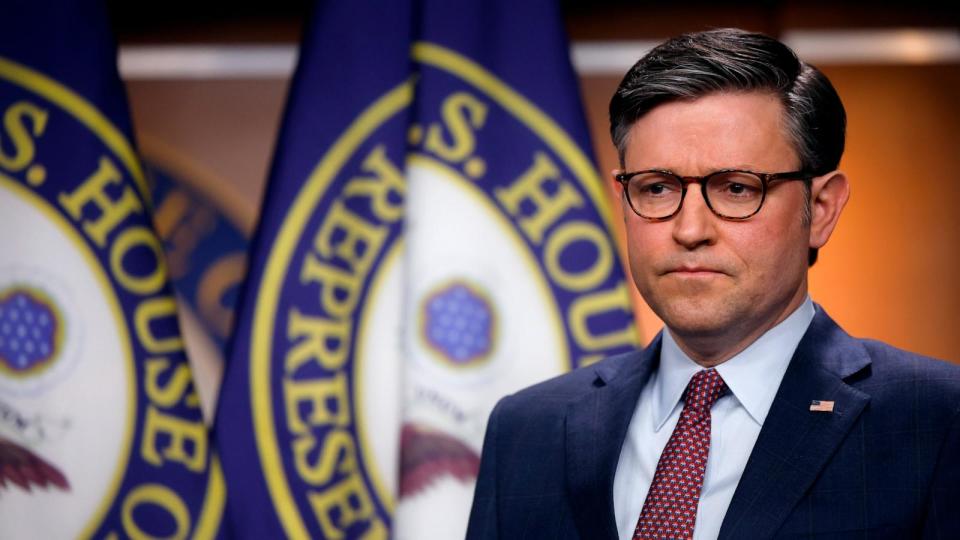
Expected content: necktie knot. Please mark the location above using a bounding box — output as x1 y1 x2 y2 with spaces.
684 368 726 414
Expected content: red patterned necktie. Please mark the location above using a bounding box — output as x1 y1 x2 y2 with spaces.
633 368 727 540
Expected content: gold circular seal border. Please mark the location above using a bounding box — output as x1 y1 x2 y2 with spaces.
251 42 611 538
0 57 150 205
0 56 225 539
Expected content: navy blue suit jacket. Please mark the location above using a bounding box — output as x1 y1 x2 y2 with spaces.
465 309 960 539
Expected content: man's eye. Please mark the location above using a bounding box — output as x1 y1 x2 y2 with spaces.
637 180 678 196
717 181 760 198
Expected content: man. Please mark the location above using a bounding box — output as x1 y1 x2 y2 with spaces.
465 28 960 539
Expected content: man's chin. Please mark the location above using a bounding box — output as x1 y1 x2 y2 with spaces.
651 297 736 339
664 318 731 340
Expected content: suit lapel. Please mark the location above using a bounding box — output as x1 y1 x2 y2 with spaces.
566 338 660 540
719 308 872 539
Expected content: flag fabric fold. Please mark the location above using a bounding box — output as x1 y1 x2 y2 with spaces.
215 0 639 538
0 1 223 537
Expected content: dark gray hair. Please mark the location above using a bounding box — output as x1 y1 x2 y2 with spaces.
609 29 846 265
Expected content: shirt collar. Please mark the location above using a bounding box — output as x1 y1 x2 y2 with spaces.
653 296 816 431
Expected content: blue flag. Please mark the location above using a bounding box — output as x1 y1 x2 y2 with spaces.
215 0 639 537
0 1 224 537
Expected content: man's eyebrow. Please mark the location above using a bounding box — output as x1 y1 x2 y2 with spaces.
623 165 763 175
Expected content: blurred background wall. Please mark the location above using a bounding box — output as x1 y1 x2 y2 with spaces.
106 0 959 410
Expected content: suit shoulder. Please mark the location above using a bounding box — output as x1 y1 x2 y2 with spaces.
493 350 642 420
858 339 960 409
861 339 960 378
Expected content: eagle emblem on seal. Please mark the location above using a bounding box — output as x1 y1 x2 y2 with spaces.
0 436 69 493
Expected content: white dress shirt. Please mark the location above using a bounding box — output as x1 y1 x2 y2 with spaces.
613 297 816 540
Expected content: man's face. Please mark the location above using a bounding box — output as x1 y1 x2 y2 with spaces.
620 91 812 352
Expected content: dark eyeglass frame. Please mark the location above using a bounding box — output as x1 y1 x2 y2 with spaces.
614 168 816 221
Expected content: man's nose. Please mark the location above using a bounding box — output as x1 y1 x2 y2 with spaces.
672 186 717 249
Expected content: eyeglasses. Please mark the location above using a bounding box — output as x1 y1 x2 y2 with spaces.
614 169 815 221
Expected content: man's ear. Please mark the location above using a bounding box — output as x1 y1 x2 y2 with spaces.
809 170 850 250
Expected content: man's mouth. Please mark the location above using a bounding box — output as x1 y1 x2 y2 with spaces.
664 265 727 277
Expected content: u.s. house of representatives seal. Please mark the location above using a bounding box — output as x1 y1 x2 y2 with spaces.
0 56 222 539
249 43 638 539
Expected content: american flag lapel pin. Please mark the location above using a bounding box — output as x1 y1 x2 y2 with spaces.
810 400 835 412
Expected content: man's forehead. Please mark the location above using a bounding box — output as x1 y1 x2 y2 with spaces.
631 90 786 128
622 91 799 172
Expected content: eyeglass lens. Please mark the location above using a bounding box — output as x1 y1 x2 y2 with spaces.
627 171 764 219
